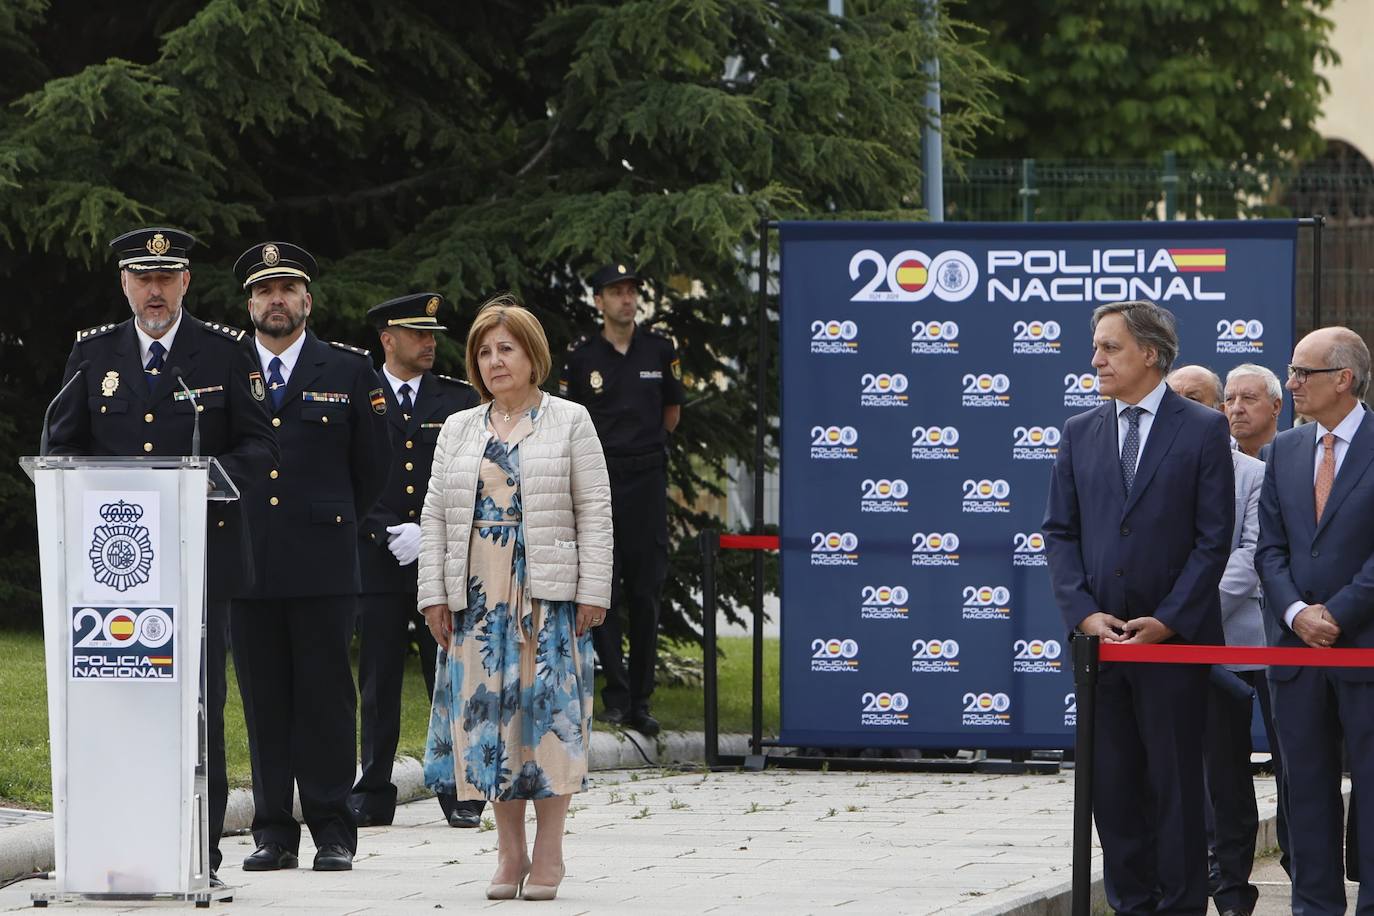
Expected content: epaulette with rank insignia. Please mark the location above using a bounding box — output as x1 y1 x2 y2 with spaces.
566 334 592 352
75 323 119 342
436 373 472 388
204 321 248 343
329 340 371 359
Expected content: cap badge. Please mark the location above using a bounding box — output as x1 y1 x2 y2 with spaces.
589 370 603 393
617 264 626 274
426 296 439 316
146 233 170 256
101 370 120 397
262 244 280 267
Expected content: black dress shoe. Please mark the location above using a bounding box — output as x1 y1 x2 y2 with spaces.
312 843 353 872
630 711 661 737
351 808 393 828
597 706 628 726
209 871 225 889
448 809 482 828
242 843 298 871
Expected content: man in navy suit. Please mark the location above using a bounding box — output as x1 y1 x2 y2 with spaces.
1255 326 1374 913
1045 300 1234 915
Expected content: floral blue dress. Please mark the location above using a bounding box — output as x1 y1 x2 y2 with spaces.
423 410 595 801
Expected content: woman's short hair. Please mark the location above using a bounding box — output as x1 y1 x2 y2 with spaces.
464 294 552 400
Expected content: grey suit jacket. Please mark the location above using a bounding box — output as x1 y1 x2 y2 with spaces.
1220 448 1266 669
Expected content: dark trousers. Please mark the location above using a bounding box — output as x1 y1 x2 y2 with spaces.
205 597 229 872
1254 671 1291 877
229 596 358 854
1095 661 1211 916
1202 670 1264 914
353 593 483 823
594 459 668 715
1270 670 1374 915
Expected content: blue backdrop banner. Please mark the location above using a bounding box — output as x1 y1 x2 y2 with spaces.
778 220 1298 749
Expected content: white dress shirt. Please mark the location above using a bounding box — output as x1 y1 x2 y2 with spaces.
1284 401 1367 628
381 364 422 404
254 332 308 388
135 310 183 369
1115 378 1169 476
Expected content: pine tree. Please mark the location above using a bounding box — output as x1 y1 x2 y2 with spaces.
0 0 1004 632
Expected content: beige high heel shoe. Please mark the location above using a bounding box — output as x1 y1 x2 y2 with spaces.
521 863 565 901
485 859 530 900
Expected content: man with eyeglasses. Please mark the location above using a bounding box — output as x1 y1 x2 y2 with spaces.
1256 327 1374 911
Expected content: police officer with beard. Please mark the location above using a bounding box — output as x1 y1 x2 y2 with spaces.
350 293 484 829
47 227 278 886
559 263 684 736
230 242 391 873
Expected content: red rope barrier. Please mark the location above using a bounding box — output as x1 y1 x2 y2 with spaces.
1099 642 1374 667
718 534 779 550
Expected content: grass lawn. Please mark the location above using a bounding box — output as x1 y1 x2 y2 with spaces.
0 629 777 811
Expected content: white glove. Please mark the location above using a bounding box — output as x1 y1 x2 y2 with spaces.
385 522 422 566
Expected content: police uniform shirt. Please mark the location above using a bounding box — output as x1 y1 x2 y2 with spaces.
254 331 307 391
359 371 478 595
47 313 279 589
238 331 393 600
134 310 182 369
560 327 685 456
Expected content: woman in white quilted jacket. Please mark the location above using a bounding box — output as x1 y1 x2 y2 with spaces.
417 296 612 902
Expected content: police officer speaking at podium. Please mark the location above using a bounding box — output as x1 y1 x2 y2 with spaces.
560 262 685 736
46 227 278 887
351 293 485 830
229 241 391 874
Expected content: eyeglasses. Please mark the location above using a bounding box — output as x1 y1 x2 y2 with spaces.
1286 365 1346 384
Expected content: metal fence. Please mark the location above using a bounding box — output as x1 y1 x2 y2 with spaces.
943 153 1374 340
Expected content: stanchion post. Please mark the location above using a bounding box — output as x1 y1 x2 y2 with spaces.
746 216 770 772
1071 634 1100 916
700 530 720 767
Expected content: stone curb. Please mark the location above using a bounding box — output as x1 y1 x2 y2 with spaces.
0 729 750 883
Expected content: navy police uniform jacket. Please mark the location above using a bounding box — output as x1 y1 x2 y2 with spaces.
239 332 393 600
359 372 479 595
47 313 279 591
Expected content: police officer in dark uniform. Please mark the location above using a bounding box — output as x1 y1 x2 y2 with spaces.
46 227 278 887
229 242 391 873
350 293 486 830
560 262 685 737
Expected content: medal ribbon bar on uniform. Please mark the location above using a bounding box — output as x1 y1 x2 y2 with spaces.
302 391 350 404
173 385 225 401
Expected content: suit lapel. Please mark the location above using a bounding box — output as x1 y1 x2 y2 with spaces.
1091 402 1127 509
1293 424 1319 530
383 379 407 434
1122 388 1184 517
279 332 327 410
406 374 434 438
111 323 150 404
151 316 202 403
1316 408 1374 537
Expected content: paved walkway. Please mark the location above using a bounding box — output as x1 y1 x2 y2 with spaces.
0 766 1300 915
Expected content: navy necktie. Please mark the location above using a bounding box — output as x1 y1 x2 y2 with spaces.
399 382 413 420
267 356 286 411
145 340 166 390
1120 406 1145 493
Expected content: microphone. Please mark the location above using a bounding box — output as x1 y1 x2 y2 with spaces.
171 367 201 458
39 360 90 457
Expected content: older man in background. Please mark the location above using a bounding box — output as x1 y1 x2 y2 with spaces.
1224 364 1284 459
1168 364 1270 916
